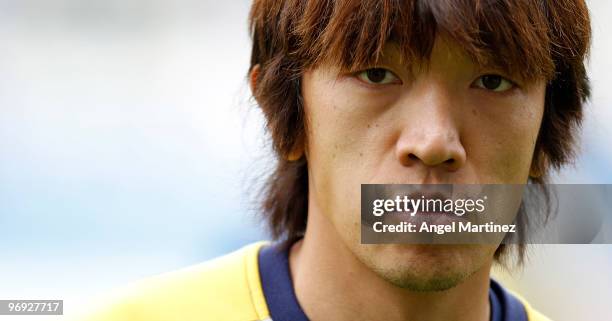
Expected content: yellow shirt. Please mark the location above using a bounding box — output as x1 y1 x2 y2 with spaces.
76 242 550 321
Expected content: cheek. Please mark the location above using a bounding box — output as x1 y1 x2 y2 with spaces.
304 75 386 183
302 72 385 233
465 90 545 183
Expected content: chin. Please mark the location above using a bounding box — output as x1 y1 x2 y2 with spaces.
356 243 495 292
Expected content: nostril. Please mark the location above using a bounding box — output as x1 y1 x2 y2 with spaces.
408 154 419 161
444 158 455 164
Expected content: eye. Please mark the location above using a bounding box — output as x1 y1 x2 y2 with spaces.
473 74 515 92
356 68 401 85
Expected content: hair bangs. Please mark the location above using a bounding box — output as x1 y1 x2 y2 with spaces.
295 0 556 81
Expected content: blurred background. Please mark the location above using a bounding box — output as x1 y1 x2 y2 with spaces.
0 0 609 320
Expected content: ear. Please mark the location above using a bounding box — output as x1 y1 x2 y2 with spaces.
287 135 305 161
529 153 548 178
249 64 260 95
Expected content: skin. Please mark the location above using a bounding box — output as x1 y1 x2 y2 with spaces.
253 36 546 321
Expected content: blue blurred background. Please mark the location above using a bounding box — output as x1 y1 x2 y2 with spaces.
0 1 610 320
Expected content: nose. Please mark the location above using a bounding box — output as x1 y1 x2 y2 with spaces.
395 84 466 172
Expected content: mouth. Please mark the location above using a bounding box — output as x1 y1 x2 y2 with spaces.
380 185 469 225
407 191 453 215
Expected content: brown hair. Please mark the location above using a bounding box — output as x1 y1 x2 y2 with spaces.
248 0 591 261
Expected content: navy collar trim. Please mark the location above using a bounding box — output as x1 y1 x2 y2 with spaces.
258 242 527 321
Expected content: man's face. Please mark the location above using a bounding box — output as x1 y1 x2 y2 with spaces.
301 37 546 291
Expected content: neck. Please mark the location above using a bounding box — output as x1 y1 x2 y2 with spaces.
289 205 492 321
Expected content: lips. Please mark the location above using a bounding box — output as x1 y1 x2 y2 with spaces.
406 191 453 215
365 184 486 229
380 185 466 225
